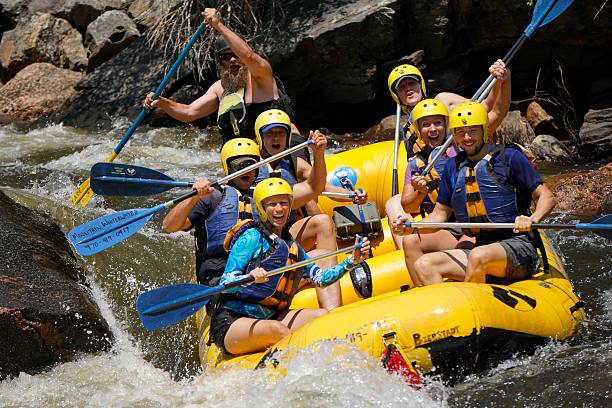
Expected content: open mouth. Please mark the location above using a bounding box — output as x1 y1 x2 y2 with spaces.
271 143 282 149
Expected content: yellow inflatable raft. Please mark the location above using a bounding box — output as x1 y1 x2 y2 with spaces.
194 141 585 381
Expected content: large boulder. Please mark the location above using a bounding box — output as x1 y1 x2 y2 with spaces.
491 110 535 145
0 190 113 380
577 108 612 160
128 0 182 30
85 9 140 69
554 162 612 214
52 35 183 128
0 13 87 81
529 134 574 162
0 62 83 122
30 0 126 30
526 101 558 136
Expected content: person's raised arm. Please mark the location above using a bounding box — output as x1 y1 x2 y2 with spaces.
484 60 511 135
400 175 428 214
292 130 327 208
203 8 273 82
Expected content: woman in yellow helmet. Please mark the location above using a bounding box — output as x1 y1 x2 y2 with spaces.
251 109 369 310
393 101 555 286
210 178 371 355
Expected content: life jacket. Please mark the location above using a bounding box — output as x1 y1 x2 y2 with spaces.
254 156 299 188
194 186 253 271
408 144 449 215
222 220 303 312
401 118 428 159
216 77 296 143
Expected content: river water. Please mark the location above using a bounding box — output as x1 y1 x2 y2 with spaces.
0 122 610 407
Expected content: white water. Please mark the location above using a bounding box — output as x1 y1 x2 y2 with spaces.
1 122 611 407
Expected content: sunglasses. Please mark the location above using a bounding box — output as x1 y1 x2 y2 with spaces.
218 52 238 62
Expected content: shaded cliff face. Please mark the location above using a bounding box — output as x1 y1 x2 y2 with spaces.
0 191 113 380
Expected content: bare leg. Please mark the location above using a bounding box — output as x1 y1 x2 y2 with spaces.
385 194 412 249
224 308 326 355
290 215 342 310
414 249 470 285
464 243 508 283
224 317 290 355
402 231 474 287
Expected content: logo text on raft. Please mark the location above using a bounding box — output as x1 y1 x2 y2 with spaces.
412 326 460 346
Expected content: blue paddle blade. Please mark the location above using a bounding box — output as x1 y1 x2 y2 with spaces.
137 283 220 330
90 162 190 196
68 207 159 256
578 214 612 240
525 0 574 37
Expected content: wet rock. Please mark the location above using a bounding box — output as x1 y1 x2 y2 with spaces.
85 10 139 70
577 108 612 160
363 113 407 142
0 13 87 81
526 101 558 136
0 62 83 122
601 192 612 214
0 191 113 380
491 110 535 145
554 162 612 214
529 135 573 162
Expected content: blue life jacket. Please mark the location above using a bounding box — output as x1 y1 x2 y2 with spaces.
450 145 530 238
223 220 303 312
196 186 253 261
254 156 298 188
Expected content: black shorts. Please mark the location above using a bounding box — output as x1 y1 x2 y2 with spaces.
460 234 539 284
209 306 243 355
498 234 539 282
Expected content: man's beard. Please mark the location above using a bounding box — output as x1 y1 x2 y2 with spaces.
220 65 248 94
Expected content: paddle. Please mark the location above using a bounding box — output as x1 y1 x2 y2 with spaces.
405 214 612 240
90 162 192 196
69 22 208 207
421 0 575 177
392 103 402 195
137 243 362 330
68 140 311 256
91 163 358 200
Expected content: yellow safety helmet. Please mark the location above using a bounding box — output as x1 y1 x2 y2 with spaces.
412 98 449 140
253 177 293 222
449 102 490 142
220 138 261 176
254 109 292 151
387 64 427 106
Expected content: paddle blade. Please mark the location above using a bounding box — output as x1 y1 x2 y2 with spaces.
526 0 574 37
69 177 94 206
580 214 612 240
90 162 185 196
68 208 155 256
137 283 218 330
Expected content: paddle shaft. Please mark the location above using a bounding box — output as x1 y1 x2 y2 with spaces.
407 221 612 232
392 104 402 196
92 176 192 189
70 22 207 205
115 22 208 154
144 244 360 316
76 140 312 245
422 0 571 177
